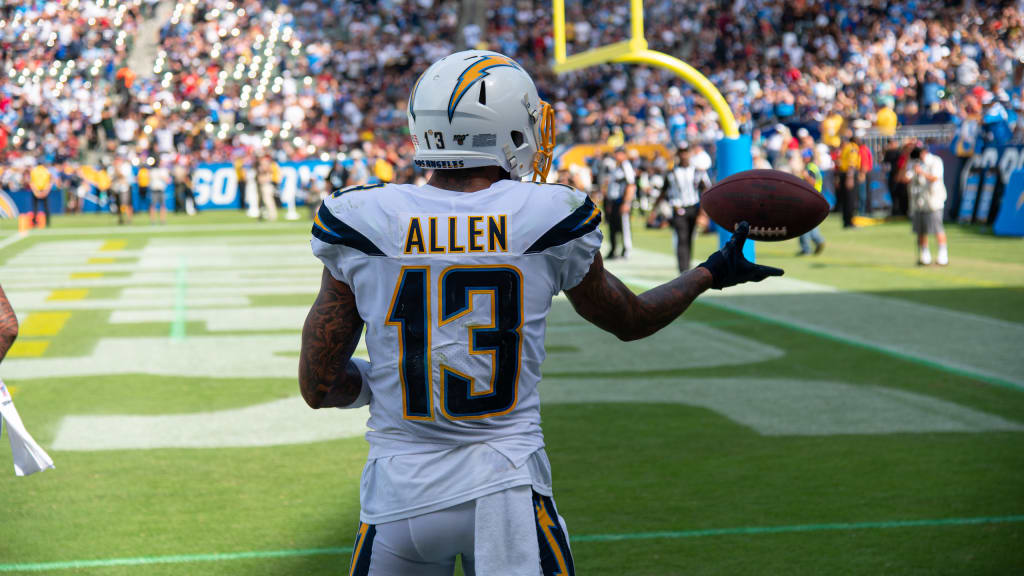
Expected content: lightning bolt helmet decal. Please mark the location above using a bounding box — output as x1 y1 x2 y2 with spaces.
446 55 520 123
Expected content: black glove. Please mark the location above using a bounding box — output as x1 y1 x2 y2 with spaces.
698 222 784 289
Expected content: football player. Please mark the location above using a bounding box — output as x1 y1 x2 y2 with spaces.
300 50 782 576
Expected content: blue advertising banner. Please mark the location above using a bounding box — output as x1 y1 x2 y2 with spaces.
993 170 1024 237
958 145 1024 224
192 160 335 210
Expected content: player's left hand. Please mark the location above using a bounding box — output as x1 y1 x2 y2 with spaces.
698 221 784 289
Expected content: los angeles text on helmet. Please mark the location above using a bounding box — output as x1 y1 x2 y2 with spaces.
414 159 466 169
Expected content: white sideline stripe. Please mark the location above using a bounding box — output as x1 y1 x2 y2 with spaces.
50 378 1024 450
0 232 28 252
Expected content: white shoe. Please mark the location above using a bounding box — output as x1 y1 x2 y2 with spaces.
937 246 948 266
918 249 932 266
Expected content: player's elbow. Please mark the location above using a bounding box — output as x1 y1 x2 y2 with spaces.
0 318 17 342
613 323 651 342
299 382 325 409
297 364 326 409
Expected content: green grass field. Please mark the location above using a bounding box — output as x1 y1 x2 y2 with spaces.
1 211 1023 575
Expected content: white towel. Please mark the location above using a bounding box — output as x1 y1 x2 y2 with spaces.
473 485 539 576
0 379 54 476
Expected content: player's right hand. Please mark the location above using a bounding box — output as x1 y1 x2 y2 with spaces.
698 222 784 290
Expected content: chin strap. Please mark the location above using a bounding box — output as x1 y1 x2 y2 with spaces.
531 100 556 182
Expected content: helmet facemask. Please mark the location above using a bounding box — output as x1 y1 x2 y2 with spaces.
531 100 556 182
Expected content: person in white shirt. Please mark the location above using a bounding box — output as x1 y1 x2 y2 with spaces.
300 49 783 576
147 163 170 225
905 146 949 266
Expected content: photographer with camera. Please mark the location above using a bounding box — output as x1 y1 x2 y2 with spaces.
904 144 949 266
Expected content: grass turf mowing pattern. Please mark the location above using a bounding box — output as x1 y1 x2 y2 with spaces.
2 211 1023 574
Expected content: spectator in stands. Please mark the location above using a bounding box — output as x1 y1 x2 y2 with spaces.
906 146 949 266
1 0 1021 221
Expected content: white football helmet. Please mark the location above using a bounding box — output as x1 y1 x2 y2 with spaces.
407 50 555 181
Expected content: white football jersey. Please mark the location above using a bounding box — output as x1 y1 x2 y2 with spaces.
311 179 602 523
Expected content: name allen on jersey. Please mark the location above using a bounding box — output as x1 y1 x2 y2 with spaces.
404 214 508 254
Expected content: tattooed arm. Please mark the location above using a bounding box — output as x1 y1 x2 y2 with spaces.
0 284 18 363
566 222 782 341
299 268 366 409
565 253 712 342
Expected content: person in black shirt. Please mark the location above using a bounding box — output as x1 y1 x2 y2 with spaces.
601 147 636 260
327 158 350 196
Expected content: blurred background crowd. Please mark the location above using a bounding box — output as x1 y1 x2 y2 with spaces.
0 0 1022 222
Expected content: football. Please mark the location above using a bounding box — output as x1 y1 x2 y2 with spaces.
701 169 830 241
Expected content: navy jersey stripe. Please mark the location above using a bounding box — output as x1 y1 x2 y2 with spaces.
525 197 602 254
312 203 386 256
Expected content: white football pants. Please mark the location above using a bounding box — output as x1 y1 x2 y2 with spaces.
347 485 574 576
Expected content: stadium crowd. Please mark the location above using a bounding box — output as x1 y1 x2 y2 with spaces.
1 0 1022 221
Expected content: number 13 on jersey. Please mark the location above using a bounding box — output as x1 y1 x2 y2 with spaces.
386 265 524 421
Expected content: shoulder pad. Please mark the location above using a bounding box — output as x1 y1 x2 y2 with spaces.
312 189 386 256
524 185 601 254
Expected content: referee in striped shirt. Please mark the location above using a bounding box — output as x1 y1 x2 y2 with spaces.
659 144 710 272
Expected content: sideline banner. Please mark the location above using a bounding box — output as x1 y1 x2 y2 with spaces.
958 145 1024 225
193 161 334 210
993 170 1024 237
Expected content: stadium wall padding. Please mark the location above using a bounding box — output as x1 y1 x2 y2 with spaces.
715 135 756 261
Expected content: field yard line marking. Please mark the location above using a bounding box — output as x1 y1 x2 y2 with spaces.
2 515 1021 572
570 514 1024 542
0 547 353 573
170 256 187 341
618 275 1024 393
6 340 48 358
0 232 28 251
19 312 71 336
99 240 126 251
45 289 88 302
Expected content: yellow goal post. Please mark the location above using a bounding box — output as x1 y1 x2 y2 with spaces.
551 0 740 139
